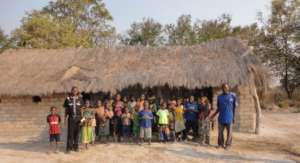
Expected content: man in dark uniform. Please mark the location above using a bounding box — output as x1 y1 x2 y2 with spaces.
63 86 83 153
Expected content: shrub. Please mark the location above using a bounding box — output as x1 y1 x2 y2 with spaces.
277 100 290 109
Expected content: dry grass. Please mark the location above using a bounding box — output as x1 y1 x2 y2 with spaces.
0 37 266 96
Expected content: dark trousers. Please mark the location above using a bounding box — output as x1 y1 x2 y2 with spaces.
110 116 122 141
95 118 100 136
67 118 80 151
218 123 232 147
183 120 198 140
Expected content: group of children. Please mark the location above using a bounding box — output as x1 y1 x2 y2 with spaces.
47 94 213 152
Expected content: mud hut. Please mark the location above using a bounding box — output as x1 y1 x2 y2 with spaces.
0 37 267 139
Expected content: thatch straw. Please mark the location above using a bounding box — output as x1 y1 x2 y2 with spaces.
0 37 265 96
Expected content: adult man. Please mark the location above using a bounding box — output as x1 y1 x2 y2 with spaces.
183 95 199 140
63 86 83 153
211 83 237 150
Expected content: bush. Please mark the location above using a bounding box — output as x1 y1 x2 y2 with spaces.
277 100 290 109
261 86 300 110
261 87 286 109
294 88 300 100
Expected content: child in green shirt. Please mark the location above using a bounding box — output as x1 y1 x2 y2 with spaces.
156 102 170 142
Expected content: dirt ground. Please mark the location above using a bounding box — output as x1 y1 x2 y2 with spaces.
0 111 299 163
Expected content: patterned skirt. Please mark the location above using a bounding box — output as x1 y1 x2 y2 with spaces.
98 120 110 136
81 125 94 144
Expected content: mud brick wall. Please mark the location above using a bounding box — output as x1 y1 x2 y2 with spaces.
0 95 66 141
212 86 257 133
236 86 256 133
0 86 258 141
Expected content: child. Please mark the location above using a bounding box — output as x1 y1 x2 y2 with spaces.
149 96 158 134
149 96 158 113
47 106 61 153
156 102 170 142
139 94 146 111
95 100 104 140
168 101 176 142
107 93 114 111
183 95 199 141
174 99 185 141
91 105 97 145
111 94 123 142
198 96 212 145
128 96 137 113
139 101 153 145
121 106 132 142
122 96 129 104
99 101 113 143
80 100 95 149
100 103 114 143
132 105 141 143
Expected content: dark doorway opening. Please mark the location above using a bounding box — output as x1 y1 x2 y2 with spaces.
119 84 213 103
82 83 213 106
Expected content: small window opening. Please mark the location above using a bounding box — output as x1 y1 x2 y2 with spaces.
32 96 42 103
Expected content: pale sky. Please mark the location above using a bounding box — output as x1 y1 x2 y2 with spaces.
0 0 271 35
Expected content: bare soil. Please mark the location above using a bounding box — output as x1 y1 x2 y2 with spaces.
0 112 299 163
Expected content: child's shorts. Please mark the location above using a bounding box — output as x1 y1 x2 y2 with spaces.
159 124 168 127
158 124 169 129
49 134 60 142
122 125 131 137
140 127 152 139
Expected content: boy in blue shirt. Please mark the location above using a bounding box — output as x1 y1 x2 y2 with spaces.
139 101 154 145
183 95 199 140
211 83 237 150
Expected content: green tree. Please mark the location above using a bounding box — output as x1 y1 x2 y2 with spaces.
0 27 13 53
231 23 261 44
194 14 233 43
0 28 7 48
165 14 257 45
43 0 115 46
13 0 115 48
122 18 163 46
165 15 196 45
254 0 300 98
13 11 92 48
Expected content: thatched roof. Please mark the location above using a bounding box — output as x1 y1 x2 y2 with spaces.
0 37 264 96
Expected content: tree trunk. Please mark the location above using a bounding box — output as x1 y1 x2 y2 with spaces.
286 89 292 99
253 87 262 135
284 57 293 99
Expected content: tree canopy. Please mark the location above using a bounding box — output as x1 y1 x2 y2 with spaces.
2 0 300 98
121 18 163 46
165 15 196 45
13 0 115 48
0 28 7 48
253 0 300 98
193 14 233 43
